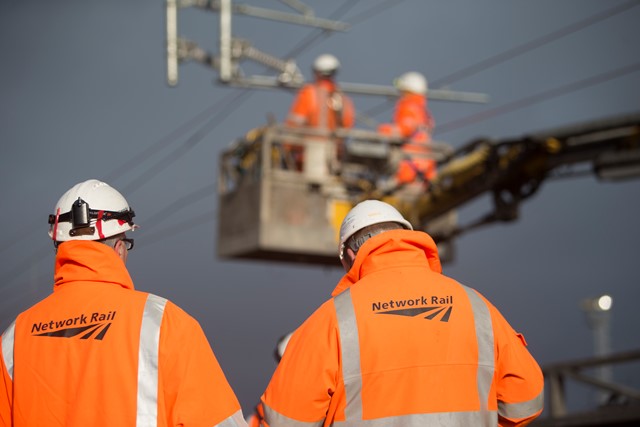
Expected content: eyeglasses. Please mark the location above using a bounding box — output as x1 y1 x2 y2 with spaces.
120 238 135 251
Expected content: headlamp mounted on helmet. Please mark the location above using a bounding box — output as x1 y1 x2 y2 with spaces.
48 197 136 238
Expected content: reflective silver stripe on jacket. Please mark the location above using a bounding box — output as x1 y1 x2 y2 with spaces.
263 402 324 427
316 85 329 130
332 286 498 426
498 389 544 420
332 411 496 426
216 409 249 427
462 286 497 426
1 320 16 380
334 289 363 420
137 293 168 427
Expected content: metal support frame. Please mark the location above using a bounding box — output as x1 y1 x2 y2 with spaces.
533 349 640 426
164 0 490 104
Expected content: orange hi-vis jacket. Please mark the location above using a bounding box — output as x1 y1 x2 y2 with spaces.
286 79 355 131
0 241 245 427
261 230 544 427
379 93 436 183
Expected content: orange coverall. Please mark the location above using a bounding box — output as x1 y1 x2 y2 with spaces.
261 230 544 426
0 240 244 427
379 93 436 183
285 79 355 170
286 79 355 131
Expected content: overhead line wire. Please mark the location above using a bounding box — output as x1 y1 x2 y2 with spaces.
1 0 405 288
138 209 216 248
141 183 217 232
121 90 251 195
435 62 640 135
103 100 237 183
431 0 639 88
119 1 364 197
124 0 409 244
362 0 640 119
285 0 360 58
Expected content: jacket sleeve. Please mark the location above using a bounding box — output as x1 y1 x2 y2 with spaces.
490 305 544 426
394 101 422 138
0 343 12 427
341 95 355 128
160 301 246 427
261 301 339 426
0 320 15 427
286 86 313 126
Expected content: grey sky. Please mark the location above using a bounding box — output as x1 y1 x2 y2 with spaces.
1 0 639 415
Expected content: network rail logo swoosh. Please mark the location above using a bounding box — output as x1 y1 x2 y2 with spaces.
372 296 454 322
34 323 113 340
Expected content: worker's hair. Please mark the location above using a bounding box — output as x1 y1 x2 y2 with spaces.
345 222 405 254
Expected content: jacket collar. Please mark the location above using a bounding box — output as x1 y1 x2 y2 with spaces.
54 240 135 291
399 92 425 105
331 230 442 297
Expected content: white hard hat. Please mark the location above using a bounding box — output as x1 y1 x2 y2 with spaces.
48 179 137 242
313 54 340 76
394 71 428 95
339 200 412 260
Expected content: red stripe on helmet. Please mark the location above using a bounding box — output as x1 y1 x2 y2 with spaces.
96 210 105 239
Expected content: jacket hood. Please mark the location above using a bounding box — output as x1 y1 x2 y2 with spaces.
332 229 441 296
54 240 134 291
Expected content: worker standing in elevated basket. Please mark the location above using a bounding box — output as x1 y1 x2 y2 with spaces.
379 71 437 186
284 54 355 170
0 179 246 427
260 200 544 426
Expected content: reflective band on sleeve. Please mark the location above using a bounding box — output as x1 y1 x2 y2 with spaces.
137 293 167 427
317 86 328 130
287 114 306 125
216 409 249 427
331 410 498 426
462 286 497 426
498 389 544 420
263 402 324 427
334 289 363 421
1 320 16 380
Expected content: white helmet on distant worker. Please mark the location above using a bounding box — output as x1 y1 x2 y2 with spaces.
313 54 340 77
395 71 428 95
48 179 137 243
339 200 412 260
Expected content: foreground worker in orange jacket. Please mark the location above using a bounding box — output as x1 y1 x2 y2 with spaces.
285 54 355 170
260 200 544 426
379 71 437 185
0 179 246 427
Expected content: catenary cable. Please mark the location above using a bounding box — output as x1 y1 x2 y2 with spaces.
103 100 239 183
435 61 640 135
362 0 639 119
0 1 372 288
121 90 251 195
431 0 639 88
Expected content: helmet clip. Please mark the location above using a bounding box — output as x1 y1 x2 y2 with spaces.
69 197 95 236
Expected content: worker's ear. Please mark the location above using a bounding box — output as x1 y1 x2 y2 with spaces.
114 239 128 264
340 247 357 272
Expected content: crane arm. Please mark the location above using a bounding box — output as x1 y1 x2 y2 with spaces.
393 112 640 242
